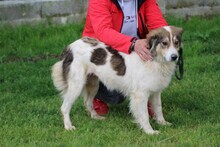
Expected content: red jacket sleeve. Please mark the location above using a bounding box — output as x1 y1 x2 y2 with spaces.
87 0 133 54
145 0 168 30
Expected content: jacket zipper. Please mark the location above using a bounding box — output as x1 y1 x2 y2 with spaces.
112 0 124 32
112 0 145 36
139 14 146 38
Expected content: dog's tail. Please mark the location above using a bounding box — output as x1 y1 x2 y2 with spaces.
51 61 67 94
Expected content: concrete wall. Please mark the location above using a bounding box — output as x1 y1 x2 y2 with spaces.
0 0 88 25
160 0 220 17
0 0 220 25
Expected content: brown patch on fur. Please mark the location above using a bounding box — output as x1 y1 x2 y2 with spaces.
90 48 107 65
86 74 98 87
106 46 126 76
60 46 70 60
82 36 99 46
85 74 99 96
170 26 184 48
170 26 184 38
61 46 73 81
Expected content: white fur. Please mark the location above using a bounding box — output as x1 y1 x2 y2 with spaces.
52 26 181 135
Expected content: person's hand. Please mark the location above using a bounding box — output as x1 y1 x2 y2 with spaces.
134 39 153 61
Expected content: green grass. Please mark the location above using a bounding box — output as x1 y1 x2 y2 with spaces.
1 16 220 146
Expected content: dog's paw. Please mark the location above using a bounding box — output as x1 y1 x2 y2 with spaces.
145 129 160 135
157 120 172 126
164 121 172 126
64 124 76 130
91 114 106 120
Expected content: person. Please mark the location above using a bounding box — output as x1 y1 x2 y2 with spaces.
82 0 168 116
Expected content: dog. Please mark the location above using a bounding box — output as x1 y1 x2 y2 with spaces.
51 26 183 135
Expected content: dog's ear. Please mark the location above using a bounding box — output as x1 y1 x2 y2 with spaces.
171 26 184 49
170 26 184 41
146 33 158 50
174 26 184 36
146 28 166 49
146 28 164 57
146 35 158 57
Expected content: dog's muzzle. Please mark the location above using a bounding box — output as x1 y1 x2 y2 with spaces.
171 54 178 61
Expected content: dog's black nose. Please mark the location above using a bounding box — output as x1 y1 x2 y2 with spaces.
171 54 178 61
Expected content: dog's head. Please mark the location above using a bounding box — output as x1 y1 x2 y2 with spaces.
146 26 183 62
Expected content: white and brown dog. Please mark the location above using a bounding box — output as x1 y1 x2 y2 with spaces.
51 26 183 134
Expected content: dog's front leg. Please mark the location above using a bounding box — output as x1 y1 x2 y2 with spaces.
129 92 159 135
151 92 171 126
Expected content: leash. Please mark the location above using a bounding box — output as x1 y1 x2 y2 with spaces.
175 48 184 80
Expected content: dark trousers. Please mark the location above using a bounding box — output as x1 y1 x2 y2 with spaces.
95 82 125 105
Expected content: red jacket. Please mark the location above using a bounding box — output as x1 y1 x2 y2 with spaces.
82 0 168 54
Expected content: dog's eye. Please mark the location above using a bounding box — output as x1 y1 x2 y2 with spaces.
174 40 179 46
161 41 168 46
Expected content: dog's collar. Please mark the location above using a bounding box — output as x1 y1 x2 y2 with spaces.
175 48 184 80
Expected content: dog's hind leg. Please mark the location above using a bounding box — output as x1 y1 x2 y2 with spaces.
83 74 105 120
151 92 171 126
129 92 159 135
61 66 86 130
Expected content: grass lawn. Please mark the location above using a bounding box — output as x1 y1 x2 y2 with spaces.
0 15 220 146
